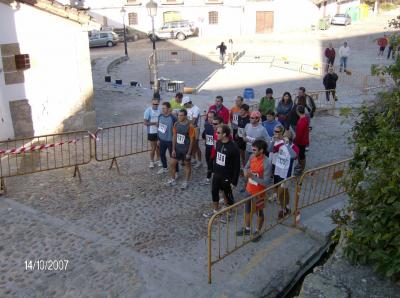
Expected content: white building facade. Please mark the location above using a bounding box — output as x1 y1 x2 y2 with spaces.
73 0 327 37
0 0 100 140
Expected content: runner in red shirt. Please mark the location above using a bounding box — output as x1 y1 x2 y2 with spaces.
208 96 230 124
294 105 309 174
377 35 388 58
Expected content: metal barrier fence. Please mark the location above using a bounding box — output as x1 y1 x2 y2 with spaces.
0 130 92 193
294 159 350 219
207 158 350 283
94 122 150 172
363 74 395 93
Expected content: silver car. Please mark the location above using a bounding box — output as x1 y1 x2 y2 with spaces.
89 31 119 48
331 14 352 26
149 20 196 41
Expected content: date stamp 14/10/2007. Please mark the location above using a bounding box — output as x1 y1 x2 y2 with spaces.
24 260 69 271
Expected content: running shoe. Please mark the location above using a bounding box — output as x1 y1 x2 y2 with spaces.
180 181 188 190
157 168 168 175
199 178 211 186
278 208 291 220
155 160 163 167
165 178 176 186
236 228 251 236
251 231 262 242
149 161 155 168
194 161 202 169
202 210 217 218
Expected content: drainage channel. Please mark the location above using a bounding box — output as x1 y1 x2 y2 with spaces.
276 239 338 298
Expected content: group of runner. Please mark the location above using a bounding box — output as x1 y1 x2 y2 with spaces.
144 89 311 241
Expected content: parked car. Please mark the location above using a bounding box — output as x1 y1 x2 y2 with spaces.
148 20 197 41
331 14 352 26
89 31 119 48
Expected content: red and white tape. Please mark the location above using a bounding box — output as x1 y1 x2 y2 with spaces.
0 139 78 156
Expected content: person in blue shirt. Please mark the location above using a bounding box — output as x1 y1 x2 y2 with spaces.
157 102 177 174
262 110 280 139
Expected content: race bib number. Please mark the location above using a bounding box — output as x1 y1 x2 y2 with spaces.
275 146 291 178
158 123 167 134
248 173 259 186
149 116 159 134
216 152 226 166
206 135 214 146
232 114 239 125
238 128 244 138
246 136 255 143
177 134 185 145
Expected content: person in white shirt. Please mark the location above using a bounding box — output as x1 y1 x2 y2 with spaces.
182 96 202 168
143 97 161 168
338 41 350 73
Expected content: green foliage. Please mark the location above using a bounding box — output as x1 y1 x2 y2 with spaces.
343 88 400 280
380 3 397 11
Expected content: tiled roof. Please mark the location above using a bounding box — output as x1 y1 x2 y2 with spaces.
16 0 98 25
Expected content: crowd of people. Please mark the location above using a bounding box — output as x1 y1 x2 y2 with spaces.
143 89 313 240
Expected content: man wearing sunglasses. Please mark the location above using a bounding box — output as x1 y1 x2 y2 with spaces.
203 125 240 223
244 111 270 165
144 97 161 168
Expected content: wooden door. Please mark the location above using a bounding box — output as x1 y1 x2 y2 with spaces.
256 11 274 33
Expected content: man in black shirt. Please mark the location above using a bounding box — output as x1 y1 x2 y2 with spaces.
203 125 240 223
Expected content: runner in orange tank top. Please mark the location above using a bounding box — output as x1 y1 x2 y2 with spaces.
236 140 273 242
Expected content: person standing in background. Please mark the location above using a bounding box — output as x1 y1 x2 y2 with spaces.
324 43 336 70
259 88 275 122
339 42 350 73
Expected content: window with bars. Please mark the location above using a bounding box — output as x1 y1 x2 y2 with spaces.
128 12 138 25
208 11 218 24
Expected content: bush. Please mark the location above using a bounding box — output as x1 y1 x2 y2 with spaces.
380 3 397 11
343 91 400 280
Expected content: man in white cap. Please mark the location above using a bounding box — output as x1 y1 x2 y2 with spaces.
182 96 202 168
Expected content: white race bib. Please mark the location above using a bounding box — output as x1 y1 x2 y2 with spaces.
275 145 291 178
158 123 167 134
216 152 226 166
238 128 244 138
149 116 159 134
246 136 255 143
206 135 214 146
177 133 185 145
248 173 259 185
232 114 239 125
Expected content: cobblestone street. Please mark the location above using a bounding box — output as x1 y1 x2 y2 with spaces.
1 9 397 298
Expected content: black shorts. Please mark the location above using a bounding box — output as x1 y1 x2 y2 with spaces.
273 175 285 185
297 144 306 160
148 133 158 142
174 150 190 162
235 137 246 151
380 46 386 52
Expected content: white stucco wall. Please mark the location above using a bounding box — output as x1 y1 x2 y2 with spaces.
0 2 94 139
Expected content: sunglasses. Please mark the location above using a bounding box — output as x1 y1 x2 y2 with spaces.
153 103 159 106
212 123 219 125
217 131 223 134
274 130 281 133
250 117 259 120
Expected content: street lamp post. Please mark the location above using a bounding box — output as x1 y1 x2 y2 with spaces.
146 0 158 95
120 6 128 57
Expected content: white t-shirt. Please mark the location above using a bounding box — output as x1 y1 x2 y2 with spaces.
275 145 291 179
186 105 201 127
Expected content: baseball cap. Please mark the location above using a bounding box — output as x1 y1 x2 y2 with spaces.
250 111 261 119
182 96 191 105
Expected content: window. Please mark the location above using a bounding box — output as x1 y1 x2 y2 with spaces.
128 12 138 25
126 0 141 5
100 33 108 38
208 11 218 24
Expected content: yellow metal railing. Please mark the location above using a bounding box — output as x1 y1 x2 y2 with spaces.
207 158 351 283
